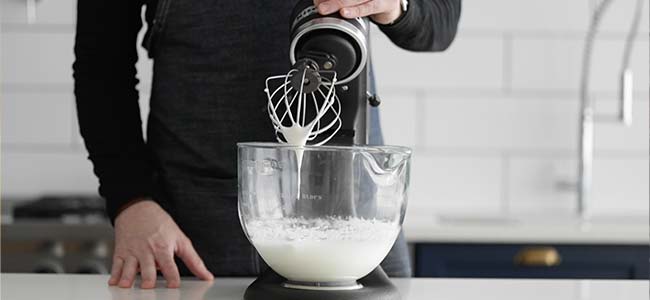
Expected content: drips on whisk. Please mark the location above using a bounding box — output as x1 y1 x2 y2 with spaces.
264 59 342 146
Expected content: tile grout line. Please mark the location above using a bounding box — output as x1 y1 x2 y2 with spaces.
412 147 650 158
502 32 513 95
2 144 86 153
414 89 427 150
500 153 511 215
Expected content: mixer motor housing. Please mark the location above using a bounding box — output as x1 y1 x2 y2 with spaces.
289 0 371 145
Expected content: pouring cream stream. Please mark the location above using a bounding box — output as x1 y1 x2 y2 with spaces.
280 125 313 197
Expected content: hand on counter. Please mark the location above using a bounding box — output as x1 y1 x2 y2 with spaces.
109 278 215 300
109 200 214 289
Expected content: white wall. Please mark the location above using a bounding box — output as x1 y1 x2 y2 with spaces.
2 0 648 217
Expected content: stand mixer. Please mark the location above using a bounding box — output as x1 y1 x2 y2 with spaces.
238 1 410 299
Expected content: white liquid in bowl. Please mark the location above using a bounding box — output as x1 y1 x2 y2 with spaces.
246 217 400 283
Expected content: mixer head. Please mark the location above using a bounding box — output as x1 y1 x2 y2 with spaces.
263 0 371 146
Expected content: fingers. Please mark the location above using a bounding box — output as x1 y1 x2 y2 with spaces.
108 257 124 286
340 0 389 18
118 256 138 288
316 0 390 19
139 255 157 289
155 250 181 288
317 0 370 15
111 251 177 289
176 238 214 281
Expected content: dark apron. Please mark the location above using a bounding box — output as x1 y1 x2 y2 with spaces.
145 0 411 277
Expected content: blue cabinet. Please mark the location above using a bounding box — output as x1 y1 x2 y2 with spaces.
414 243 649 279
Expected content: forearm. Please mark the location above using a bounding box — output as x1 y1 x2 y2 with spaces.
377 0 461 51
73 0 152 222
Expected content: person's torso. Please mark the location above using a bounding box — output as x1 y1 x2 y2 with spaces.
145 0 298 182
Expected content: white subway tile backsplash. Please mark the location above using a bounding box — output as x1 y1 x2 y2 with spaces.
139 93 151 134
594 99 649 151
507 157 577 214
1 152 98 197
136 61 153 96
507 155 649 215
408 154 503 214
1 32 74 84
511 38 582 91
422 97 578 151
371 32 503 89
591 39 649 93
459 0 589 32
423 96 648 152
598 0 649 33
1 0 76 24
136 25 154 94
591 157 649 215
2 92 75 145
377 90 418 148
511 37 649 93
459 0 648 34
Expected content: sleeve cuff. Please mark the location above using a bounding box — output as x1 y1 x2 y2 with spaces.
102 179 153 224
373 1 418 36
94 158 154 224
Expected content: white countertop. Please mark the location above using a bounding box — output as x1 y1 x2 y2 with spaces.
3 214 648 245
403 213 650 244
1 274 648 300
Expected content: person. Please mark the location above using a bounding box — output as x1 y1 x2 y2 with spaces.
73 0 461 289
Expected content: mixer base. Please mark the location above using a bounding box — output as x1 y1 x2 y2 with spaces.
282 280 363 290
243 267 401 300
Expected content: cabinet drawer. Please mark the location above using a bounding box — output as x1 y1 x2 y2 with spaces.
415 243 650 279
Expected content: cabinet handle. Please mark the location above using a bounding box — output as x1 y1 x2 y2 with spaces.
514 246 561 267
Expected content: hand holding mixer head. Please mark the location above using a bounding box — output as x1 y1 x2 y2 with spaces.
265 0 370 146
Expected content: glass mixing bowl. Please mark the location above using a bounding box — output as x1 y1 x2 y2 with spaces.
238 143 411 287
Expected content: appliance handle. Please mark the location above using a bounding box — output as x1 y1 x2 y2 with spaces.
514 246 562 267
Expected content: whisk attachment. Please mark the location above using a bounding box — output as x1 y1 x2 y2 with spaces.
264 60 341 146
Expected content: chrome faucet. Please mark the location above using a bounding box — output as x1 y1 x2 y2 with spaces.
576 0 645 216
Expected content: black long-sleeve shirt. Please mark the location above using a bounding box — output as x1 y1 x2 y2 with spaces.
73 0 461 222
